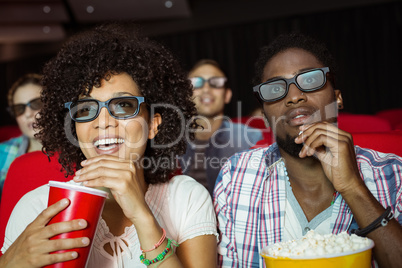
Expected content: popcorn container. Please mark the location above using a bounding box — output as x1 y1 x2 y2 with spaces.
44 181 108 268
260 239 374 268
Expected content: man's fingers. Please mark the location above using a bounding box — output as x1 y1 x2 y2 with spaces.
299 134 343 159
297 123 351 144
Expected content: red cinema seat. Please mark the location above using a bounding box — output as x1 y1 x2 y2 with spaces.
0 151 73 253
394 122 402 131
338 113 392 133
232 116 267 130
376 108 402 130
0 125 22 143
351 131 402 156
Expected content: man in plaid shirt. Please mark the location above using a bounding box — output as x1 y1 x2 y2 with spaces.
214 33 402 268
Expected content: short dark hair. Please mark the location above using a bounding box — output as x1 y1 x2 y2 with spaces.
253 33 337 87
37 23 197 184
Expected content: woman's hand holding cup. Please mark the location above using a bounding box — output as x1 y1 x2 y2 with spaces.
0 199 89 268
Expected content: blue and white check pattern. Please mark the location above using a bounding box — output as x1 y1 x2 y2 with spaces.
214 143 402 268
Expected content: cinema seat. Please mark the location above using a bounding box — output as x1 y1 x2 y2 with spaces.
0 125 22 142
232 116 267 130
352 131 402 156
376 108 402 130
338 113 392 133
0 151 72 252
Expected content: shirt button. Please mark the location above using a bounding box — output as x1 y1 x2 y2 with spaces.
304 227 311 232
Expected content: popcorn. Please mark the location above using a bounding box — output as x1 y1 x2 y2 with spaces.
262 230 372 257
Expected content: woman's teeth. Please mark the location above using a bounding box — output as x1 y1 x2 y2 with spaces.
94 138 125 148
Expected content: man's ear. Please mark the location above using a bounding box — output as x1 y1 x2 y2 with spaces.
335 89 344 110
224 88 233 104
148 113 162 139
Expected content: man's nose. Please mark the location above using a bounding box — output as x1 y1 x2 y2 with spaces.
200 82 213 92
285 83 307 106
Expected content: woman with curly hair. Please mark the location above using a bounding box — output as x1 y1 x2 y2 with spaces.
0 23 218 267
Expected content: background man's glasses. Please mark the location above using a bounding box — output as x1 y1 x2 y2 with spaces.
253 67 330 102
190 76 227 89
8 97 43 117
64 96 145 122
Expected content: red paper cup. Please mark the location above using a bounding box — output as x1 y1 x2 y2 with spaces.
44 181 108 268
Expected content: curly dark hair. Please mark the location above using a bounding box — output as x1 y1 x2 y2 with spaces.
36 23 197 184
253 33 337 87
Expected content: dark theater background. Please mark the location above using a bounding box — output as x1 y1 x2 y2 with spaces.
1 0 401 127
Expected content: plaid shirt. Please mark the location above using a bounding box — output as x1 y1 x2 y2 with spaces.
214 143 402 267
0 135 28 201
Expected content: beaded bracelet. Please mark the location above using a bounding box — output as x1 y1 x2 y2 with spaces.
141 228 166 253
140 238 179 266
154 249 174 268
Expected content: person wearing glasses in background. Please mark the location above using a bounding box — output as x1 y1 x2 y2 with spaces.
0 23 218 267
179 59 262 196
0 73 43 202
214 33 402 267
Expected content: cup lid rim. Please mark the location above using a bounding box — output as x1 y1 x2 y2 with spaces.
48 180 108 198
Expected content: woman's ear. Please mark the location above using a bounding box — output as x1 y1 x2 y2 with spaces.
148 113 162 139
335 89 344 110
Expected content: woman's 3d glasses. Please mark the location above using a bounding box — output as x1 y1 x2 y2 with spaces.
64 96 145 122
8 97 43 117
253 67 330 102
190 76 227 89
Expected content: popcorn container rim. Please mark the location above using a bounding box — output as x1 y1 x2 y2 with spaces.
260 238 374 260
